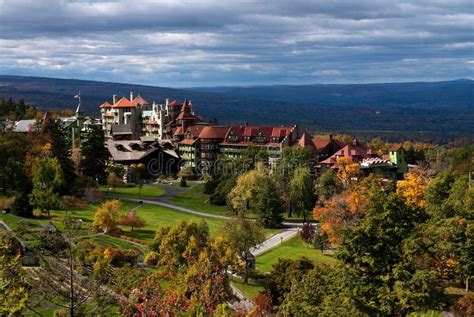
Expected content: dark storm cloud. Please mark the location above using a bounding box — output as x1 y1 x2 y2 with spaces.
0 0 473 86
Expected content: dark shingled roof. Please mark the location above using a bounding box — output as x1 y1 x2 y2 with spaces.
111 124 133 135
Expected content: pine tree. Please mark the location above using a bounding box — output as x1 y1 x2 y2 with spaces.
43 121 76 194
80 125 108 184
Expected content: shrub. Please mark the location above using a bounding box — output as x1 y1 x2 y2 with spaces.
37 233 69 255
300 222 315 243
144 251 160 265
103 248 139 267
10 194 33 217
180 178 187 188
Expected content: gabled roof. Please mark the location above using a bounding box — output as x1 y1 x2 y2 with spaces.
271 127 292 138
186 125 206 137
113 97 136 108
132 95 149 105
100 101 112 108
389 144 402 151
320 143 372 165
298 132 316 149
199 126 230 139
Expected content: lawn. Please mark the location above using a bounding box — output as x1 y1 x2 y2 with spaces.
116 201 227 242
231 277 265 300
256 236 338 272
100 185 166 198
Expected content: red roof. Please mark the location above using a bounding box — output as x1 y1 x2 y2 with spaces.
179 138 197 145
186 125 206 137
173 126 184 136
147 120 158 125
113 97 136 108
199 126 230 139
298 133 316 149
100 101 112 108
271 127 292 138
389 144 402 151
132 95 149 105
320 144 372 165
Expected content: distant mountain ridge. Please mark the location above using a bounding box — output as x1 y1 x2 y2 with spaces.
190 79 474 109
0 75 473 143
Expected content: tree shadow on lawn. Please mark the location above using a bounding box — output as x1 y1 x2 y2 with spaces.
122 228 156 241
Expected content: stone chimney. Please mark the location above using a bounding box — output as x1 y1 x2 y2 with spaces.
112 94 117 104
130 92 134 101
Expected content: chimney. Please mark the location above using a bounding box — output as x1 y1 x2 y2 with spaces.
112 94 117 104
130 92 134 101
165 98 169 106
329 134 333 141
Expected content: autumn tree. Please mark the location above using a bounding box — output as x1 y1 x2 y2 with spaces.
223 218 265 283
0 233 29 316
120 208 145 231
30 157 64 216
134 221 236 315
93 200 121 233
290 166 314 221
337 157 360 187
397 170 429 208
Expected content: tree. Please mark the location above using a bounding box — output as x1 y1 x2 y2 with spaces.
120 208 145 231
135 221 236 315
80 124 108 184
397 170 429 208
228 167 284 227
337 157 360 187
0 233 29 316
315 168 343 201
337 193 442 315
278 264 366 317
42 120 76 195
30 157 63 217
93 200 121 233
290 166 314 221
265 257 315 306
223 218 265 283
300 221 315 243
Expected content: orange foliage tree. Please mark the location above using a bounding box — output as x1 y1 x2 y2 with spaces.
313 176 381 244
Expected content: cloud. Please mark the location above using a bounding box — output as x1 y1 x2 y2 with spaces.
0 0 473 86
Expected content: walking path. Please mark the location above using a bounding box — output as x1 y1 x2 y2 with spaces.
251 228 299 256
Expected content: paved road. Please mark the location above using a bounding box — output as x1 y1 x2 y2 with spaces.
251 228 299 256
228 282 254 312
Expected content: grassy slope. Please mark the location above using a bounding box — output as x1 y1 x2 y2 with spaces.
231 277 265 300
99 185 166 198
256 236 337 272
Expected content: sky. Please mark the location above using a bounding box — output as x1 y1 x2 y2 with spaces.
0 0 473 87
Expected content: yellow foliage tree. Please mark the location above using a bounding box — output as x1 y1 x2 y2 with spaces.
93 199 121 233
396 171 429 207
337 157 360 186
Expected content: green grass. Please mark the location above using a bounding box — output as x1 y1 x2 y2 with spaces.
119 201 227 241
24 307 56 317
85 234 148 253
256 236 338 272
100 185 166 198
168 191 229 216
0 213 50 229
231 277 265 300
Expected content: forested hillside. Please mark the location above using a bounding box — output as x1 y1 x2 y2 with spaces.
1 75 473 143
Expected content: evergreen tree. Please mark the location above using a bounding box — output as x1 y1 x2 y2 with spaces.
43 120 76 194
80 125 108 184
